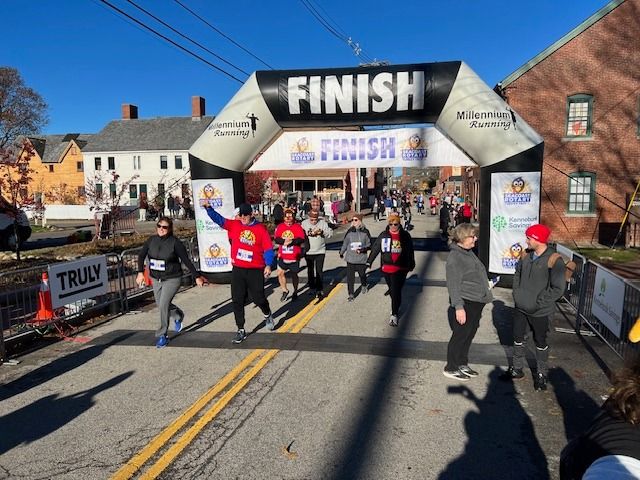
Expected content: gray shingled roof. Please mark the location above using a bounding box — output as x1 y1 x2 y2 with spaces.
83 116 214 153
27 134 94 163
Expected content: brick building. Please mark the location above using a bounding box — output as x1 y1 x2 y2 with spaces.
497 0 640 245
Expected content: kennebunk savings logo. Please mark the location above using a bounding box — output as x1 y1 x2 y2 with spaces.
456 109 516 131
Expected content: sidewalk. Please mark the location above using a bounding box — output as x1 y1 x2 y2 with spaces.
0 209 620 479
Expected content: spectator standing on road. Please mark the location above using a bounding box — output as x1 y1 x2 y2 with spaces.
340 213 371 302
272 201 285 226
138 192 148 222
301 210 332 299
182 195 192 219
274 208 306 301
430 195 438 215
500 224 566 391
458 199 474 224
443 223 493 380
167 195 175 219
136 217 205 348
372 197 380 222
206 203 276 343
155 195 165 218
560 359 640 479
172 196 181 219
440 203 451 239
367 212 415 327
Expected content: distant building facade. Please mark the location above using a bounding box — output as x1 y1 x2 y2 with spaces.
82 97 213 210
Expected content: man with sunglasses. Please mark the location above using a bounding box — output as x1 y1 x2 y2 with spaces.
137 217 205 348
274 208 307 301
206 203 275 343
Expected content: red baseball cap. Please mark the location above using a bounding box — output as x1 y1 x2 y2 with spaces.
525 224 551 243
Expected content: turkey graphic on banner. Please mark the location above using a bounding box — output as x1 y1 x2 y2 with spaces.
193 178 235 273
489 172 541 274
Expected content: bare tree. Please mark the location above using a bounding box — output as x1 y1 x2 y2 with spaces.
85 170 139 245
0 67 48 150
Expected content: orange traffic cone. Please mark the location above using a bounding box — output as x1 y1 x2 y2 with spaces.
35 272 55 321
143 266 152 286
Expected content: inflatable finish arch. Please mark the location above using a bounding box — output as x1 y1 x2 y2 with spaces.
189 61 544 273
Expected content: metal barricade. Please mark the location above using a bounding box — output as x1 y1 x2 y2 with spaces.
576 261 640 359
0 253 124 343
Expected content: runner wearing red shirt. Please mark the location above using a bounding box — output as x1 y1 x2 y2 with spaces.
206 203 275 343
274 208 307 301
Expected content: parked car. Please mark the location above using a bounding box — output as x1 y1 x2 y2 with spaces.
0 197 32 250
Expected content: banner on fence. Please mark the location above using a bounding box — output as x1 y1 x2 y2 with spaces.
489 171 541 274
193 178 234 273
48 256 108 308
591 266 625 338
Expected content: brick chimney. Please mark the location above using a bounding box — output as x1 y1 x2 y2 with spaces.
192 96 205 120
122 104 138 120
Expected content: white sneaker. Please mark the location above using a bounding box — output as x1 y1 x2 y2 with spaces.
389 314 398 327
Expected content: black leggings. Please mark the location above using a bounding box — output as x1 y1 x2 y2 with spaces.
445 300 485 370
384 271 408 315
231 267 271 329
305 254 325 292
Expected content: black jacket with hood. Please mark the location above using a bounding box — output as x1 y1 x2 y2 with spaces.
138 234 200 280
367 226 416 271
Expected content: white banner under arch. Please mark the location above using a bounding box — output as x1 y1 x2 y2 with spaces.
249 127 474 171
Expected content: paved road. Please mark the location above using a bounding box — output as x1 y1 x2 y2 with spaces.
0 213 621 479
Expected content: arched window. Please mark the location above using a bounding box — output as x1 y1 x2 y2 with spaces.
567 172 596 213
566 94 593 137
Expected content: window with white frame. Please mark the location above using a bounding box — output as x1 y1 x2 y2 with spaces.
175 155 182 169
160 155 168 169
566 94 593 137
108 157 115 170
133 155 141 170
568 172 595 213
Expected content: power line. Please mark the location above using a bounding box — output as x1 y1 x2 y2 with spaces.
299 0 376 63
96 0 245 84
172 0 274 70
123 0 249 76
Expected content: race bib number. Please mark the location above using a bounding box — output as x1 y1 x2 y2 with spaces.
149 259 166 271
350 241 362 251
236 248 254 262
282 245 294 254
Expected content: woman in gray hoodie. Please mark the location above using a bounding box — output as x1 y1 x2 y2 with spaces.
444 223 494 381
340 213 372 301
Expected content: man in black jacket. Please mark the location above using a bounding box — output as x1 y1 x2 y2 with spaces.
500 223 566 390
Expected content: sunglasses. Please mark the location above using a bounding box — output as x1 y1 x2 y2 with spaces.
351 218 360 222
389 223 400 226
156 224 170 230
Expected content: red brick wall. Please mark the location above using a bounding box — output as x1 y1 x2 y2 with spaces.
503 0 640 244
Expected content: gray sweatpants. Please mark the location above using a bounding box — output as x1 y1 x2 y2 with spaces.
152 276 182 337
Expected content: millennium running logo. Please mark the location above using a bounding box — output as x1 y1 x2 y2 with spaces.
503 176 532 205
456 107 515 131
290 137 315 164
400 134 427 161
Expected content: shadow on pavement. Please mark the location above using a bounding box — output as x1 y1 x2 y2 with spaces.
438 368 549 479
0 371 133 455
0 332 136 402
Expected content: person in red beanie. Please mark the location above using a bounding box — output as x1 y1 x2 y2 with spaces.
500 223 566 391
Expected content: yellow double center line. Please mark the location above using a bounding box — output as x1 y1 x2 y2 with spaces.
112 284 342 479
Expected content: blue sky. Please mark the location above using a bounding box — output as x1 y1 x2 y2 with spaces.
2 0 609 134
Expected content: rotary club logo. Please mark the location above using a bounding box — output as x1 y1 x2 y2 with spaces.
503 176 532 205
400 134 427 161
199 184 224 208
290 137 315 164
391 239 402 253
280 230 295 241
204 243 229 267
501 242 524 269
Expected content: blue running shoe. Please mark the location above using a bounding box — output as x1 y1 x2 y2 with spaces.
174 318 183 333
156 335 169 348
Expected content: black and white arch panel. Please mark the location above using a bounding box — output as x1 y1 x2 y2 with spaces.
189 61 544 274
